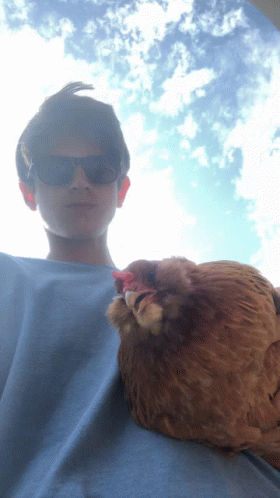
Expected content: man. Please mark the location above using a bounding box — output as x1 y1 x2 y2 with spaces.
18 82 131 266
1 83 280 497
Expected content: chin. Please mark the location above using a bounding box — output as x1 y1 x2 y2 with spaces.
65 230 107 241
45 226 108 242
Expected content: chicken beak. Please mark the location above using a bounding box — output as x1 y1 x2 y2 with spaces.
125 291 140 310
125 290 156 312
124 290 163 334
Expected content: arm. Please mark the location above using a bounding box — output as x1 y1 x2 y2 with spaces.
249 0 280 29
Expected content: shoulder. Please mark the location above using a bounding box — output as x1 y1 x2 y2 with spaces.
0 253 117 297
0 252 24 274
0 252 42 274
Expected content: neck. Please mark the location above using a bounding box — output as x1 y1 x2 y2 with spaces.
45 230 115 267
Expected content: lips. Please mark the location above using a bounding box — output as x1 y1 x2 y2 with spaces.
66 203 96 210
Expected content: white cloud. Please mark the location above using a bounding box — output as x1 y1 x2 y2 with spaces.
199 8 248 37
125 1 167 44
165 0 194 18
39 16 76 39
150 66 216 116
195 88 206 98
221 31 280 283
121 113 158 155
99 0 196 100
180 139 190 150
87 0 113 4
109 161 197 268
166 41 193 74
0 25 116 138
249 228 280 286
4 0 33 21
0 1 6 21
177 113 199 139
83 20 98 37
124 0 195 48
179 14 197 35
123 51 156 92
191 146 208 167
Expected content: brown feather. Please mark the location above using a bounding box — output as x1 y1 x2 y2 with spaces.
107 258 280 468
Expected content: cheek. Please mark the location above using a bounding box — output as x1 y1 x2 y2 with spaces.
96 184 118 217
99 183 118 201
33 182 68 233
35 185 62 215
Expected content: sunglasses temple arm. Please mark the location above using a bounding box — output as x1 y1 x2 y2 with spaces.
26 161 35 182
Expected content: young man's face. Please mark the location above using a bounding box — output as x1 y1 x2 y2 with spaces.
25 137 126 240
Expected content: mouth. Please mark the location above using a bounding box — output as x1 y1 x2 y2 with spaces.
66 203 96 211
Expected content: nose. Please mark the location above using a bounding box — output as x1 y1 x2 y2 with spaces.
69 165 91 189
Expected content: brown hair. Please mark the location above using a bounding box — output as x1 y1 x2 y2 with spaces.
16 82 130 186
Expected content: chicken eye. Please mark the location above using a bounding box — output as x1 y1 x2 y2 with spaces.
145 271 156 287
157 288 177 299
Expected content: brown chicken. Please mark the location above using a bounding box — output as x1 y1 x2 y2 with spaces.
107 257 280 468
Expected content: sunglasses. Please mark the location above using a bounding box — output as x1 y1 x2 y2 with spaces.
27 154 121 186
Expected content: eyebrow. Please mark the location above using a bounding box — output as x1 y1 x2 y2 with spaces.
48 155 105 160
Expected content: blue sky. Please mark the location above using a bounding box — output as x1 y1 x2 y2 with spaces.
1 0 280 282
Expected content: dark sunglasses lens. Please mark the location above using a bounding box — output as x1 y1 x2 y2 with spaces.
34 155 120 186
84 157 119 184
36 156 74 186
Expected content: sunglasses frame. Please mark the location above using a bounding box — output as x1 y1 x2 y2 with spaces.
27 154 122 186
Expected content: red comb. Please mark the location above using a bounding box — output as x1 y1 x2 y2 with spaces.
112 270 136 294
112 270 135 283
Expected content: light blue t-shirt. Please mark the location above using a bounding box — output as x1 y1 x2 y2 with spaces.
0 252 280 498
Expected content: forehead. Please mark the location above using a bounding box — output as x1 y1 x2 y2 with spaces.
50 137 104 157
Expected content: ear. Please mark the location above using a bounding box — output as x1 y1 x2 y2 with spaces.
19 182 37 211
117 176 130 208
